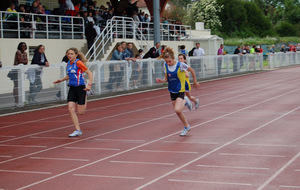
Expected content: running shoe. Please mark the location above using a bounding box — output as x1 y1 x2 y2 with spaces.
69 130 82 137
180 126 191 136
184 96 193 111
195 98 200 109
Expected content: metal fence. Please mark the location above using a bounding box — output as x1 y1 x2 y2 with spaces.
268 52 300 68
0 53 265 109
0 11 84 39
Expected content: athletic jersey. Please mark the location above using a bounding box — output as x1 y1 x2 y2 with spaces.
67 59 87 86
185 77 191 92
165 61 188 93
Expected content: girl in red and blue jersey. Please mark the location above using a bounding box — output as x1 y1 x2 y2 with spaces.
156 47 200 136
54 47 93 137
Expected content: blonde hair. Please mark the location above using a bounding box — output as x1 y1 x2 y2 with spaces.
158 46 175 59
67 47 87 64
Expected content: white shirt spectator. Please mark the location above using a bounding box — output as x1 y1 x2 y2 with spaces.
193 47 205 57
65 0 74 10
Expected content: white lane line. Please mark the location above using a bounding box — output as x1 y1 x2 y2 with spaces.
237 143 298 148
0 144 47 148
181 169 268 176
280 185 300 189
163 141 218 145
0 155 12 158
30 137 75 140
138 150 199 154
168 179 252 186
92 139 146 143
110 161 175 166
295 169 300 172
16 88 300 190
64 147 120 151
73 174 144 180
219 153 285 158
0 169 51 175
257 152 300 190
133 97 300 190
197 165 270 170
30 157 89 162
0 135 16 138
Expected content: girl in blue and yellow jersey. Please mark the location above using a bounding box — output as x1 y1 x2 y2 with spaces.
178 54 200 109
156 47 200 136
54 47 93 137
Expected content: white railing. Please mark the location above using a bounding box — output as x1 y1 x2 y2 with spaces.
0 11 84 39
85 16 192 61
268 52 300 68
0 54 264 109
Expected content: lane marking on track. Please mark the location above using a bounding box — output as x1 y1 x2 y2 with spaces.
73 174 144 180
64 147 120 151
30 157 89 162
138 150 199 154
163 141 218 145
0 144 47 148
133 99 300 190
219 153 285 158
295 169 300 172
14 84 300 189
92 139 146 143
168 179 252 186
30 137 75 140
257 152 300 190
237 143 298 148
0 155 12 158
181 169 269 176
0 135 16 138
109 161 175 166
197 165 270 170
280 185 300 189
0 169 51 174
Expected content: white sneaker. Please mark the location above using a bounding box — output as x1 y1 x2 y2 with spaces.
69 130 82 137
180 126 191 136
195 98 200 109
184 96 193 111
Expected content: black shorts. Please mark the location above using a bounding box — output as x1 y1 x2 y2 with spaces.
67 85 86 105
170 92 185 101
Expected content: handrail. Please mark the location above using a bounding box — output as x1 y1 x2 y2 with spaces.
0 11 84 39
85 16 192 61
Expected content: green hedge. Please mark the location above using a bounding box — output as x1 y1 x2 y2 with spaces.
224 37 300 46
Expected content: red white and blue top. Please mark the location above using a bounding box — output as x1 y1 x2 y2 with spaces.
67 59 87 86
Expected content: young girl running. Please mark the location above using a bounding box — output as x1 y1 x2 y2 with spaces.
156 47 200 136
54 47 93 137
178 54 200 109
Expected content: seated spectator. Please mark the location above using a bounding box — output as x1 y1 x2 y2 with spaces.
30 1 39 14
94 10 104 26
98 5 105 16
4 3 18 20
65 0 75 16
80 2 88 13
89 5 96 15
144 14 150 22
87 11 95 24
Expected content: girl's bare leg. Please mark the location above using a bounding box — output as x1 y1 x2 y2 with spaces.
172 98 189 127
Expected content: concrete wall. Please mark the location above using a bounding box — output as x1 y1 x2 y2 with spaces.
0 39 87 66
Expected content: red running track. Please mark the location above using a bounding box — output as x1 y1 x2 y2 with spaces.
0 66 300 190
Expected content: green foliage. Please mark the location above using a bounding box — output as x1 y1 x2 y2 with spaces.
185 0 223 31
274 21 298 36
162 5 186 23
224 36 300 46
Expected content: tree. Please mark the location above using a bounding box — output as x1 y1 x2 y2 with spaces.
185 0 223 31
